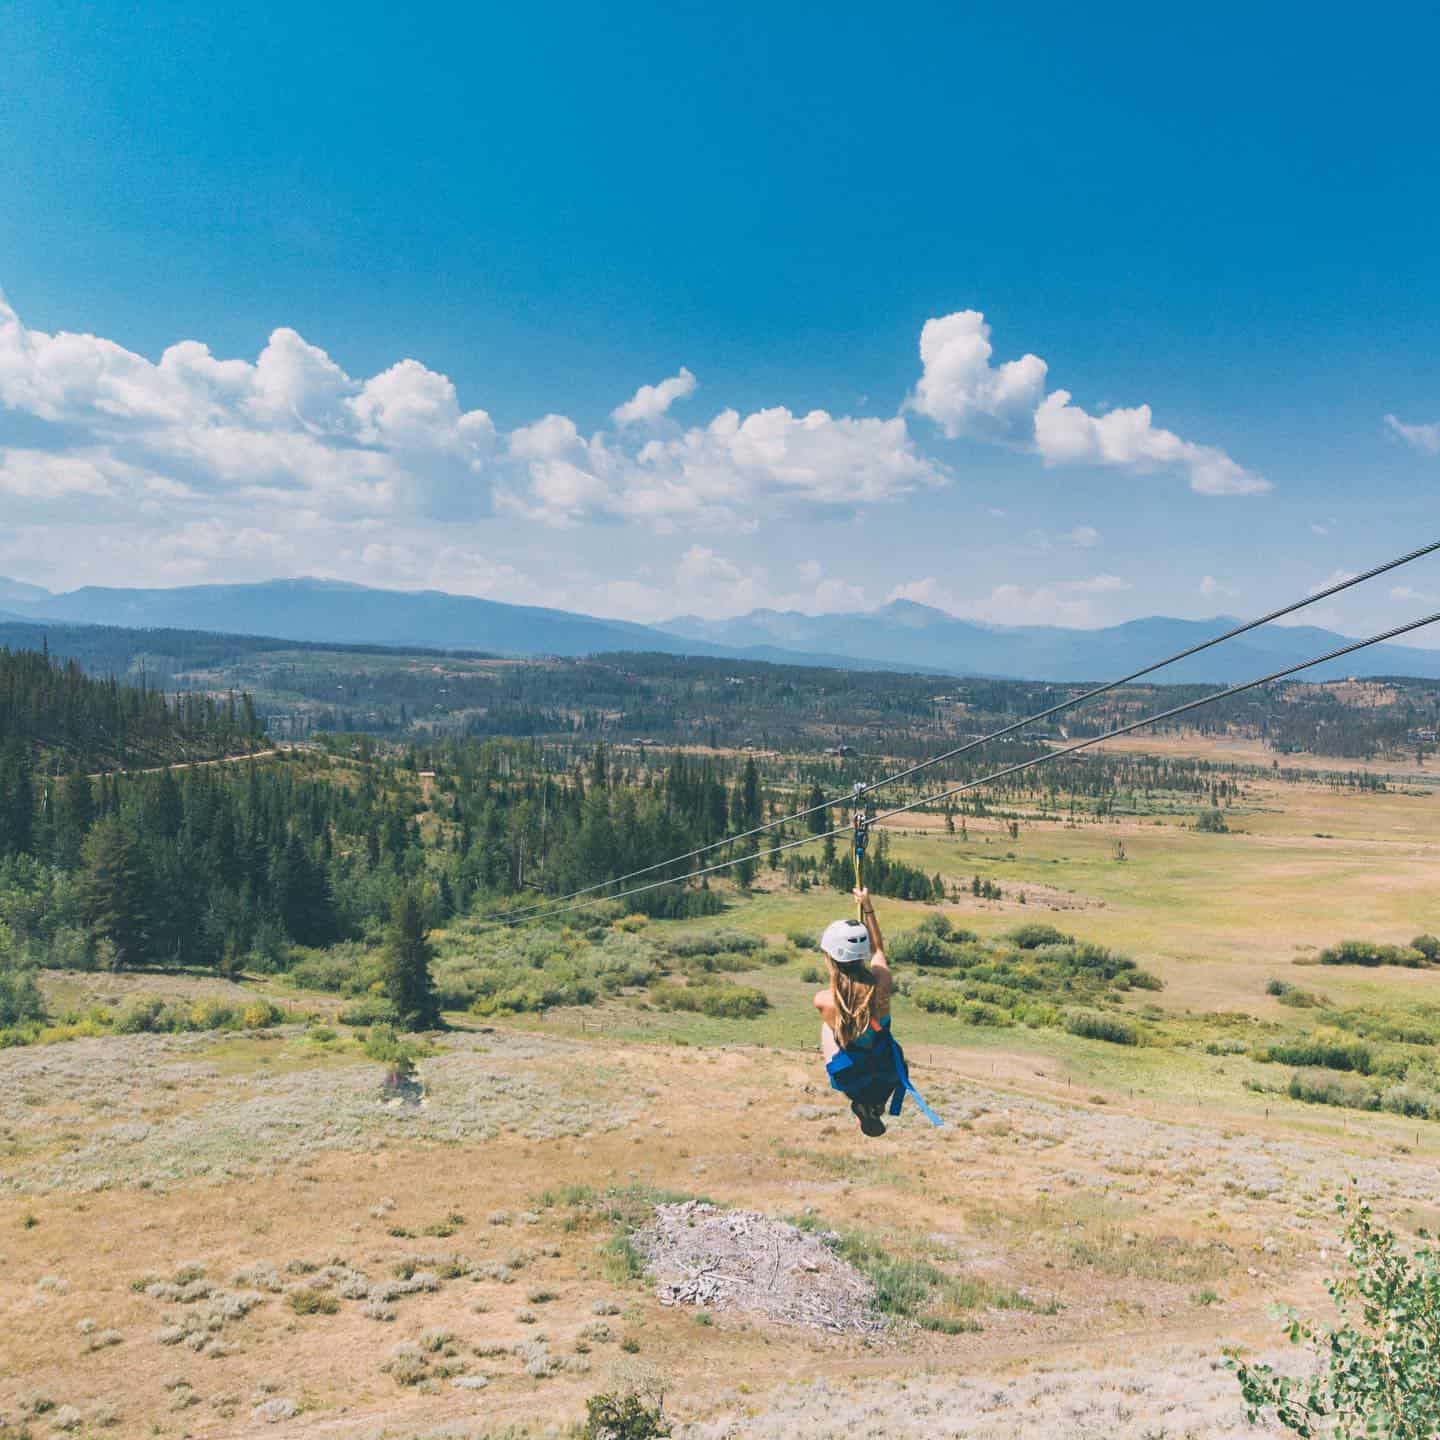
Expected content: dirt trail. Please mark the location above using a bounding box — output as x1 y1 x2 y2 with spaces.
87 747 279 779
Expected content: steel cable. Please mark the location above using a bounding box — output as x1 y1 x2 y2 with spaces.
474 607 1440 931
486 540 1440 924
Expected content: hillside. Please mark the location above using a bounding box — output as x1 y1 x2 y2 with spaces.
0 644 267 771
6 727 1440 1435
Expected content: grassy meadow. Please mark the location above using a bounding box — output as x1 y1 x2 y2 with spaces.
5 730 1440 1436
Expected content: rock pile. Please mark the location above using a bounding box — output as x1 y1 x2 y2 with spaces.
636 1202 880 1334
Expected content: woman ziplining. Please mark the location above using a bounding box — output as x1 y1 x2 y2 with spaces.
812 802 943 1136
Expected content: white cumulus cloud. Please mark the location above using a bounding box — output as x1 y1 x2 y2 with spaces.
500 405 946 527
907 308 1266 496
1034 391 1268 495
612 366 697 425
0 289 496 522
906 311 1047 442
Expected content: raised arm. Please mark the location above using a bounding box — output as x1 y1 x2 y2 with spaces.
853 886 887 971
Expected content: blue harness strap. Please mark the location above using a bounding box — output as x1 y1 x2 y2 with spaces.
825 1019 943 1128
886 1033 944 1127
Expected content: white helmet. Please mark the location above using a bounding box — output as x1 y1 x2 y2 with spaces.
820 918 871 967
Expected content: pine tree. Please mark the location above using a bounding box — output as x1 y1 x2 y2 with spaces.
735 759 762 830
80 816 152 969
381 889 439 1030
0 739 35 859
805 783 829 835
54 763 96 867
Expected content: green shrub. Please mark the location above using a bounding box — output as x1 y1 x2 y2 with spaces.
1064 1010 1141 1045
241 999 285 1028
680 949 759 974
649 980 768 1020
1008 923 1070 950
667 931 762 959
289 949 357 992
911 987 1012 1026
1319 939 1428 968
363 1024 429 1081
1286 1068 1377 1110
889 930 954 968
916 913 963 941
1195 808 1228 833
338 994 400 1026
1379 1082 1440 1119
1267 979 1325 1008
287 1287 339 1315
911 985 956 1015
1233 1193 1440 1436
114 997 167 1033
189 998 239 1031
582 1390 671 1440
1266 1038 1373 1074
0 964 45 1028
441 928 661 1016
1412 934 1440 962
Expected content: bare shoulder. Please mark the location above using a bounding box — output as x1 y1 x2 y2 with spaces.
812 988 834 1014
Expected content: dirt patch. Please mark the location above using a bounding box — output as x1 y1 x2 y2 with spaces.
636 1201 880 1334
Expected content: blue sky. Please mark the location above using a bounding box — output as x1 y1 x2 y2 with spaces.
2 0 1438 639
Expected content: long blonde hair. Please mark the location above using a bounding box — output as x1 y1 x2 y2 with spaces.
826 955 878 1049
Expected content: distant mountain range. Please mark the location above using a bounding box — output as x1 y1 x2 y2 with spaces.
4 576 1439 683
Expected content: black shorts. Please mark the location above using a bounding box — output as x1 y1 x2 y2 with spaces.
851 1077 899 1110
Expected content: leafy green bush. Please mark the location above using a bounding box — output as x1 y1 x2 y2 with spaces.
1265 1037 1373 1073
667 931 762 958
111 994 287 1034
1195 808 1229 833
911 987 1012 1026
916 913 976 943
1319 939 1429 968
0 963 45 1028
363 1024 429 1082
1379 1083 1440 1119
1064 1010 1141 1045
1266 979 1326 1008
337 993 399 1026
287 1286 340 1315
679 949 761 975
1286 1068 1377 1110
582 1390 671 1440
427 928 661 1016
889 929 954 968
1115 966 1165 991
1008 923 1069 950
649 980 768 1019
1232 1193 1440 1437
1412 934 1440 961
289 948 359 992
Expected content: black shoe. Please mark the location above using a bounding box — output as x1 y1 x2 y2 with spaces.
851 1100 887 1137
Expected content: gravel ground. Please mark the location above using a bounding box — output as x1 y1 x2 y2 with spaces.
637 1201 881 1333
